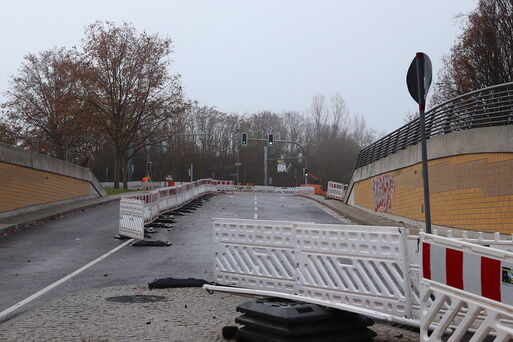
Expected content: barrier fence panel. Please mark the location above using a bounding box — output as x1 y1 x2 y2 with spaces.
213 218 298 293
326 181 348 200
408 229 513 322
209 217 513 338
119 199 145 240
296 186 315 194
212 218 411 319
420 233 513 341
295 223 411 318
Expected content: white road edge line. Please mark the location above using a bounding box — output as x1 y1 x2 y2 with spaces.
0 238 134 320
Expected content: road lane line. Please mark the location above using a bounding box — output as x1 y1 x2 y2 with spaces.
0 238 134 320
254 194 258 219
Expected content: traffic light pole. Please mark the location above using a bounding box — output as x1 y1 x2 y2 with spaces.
245 137 309 185
275 139 308 185
264 146 268 186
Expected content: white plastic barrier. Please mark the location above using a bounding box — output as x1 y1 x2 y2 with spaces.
208 219 513 337
213 218 412 319
213 218 299 293
118 199 145 239
420 233 513 341
101 181 165 189
217 185 315 195
119 179 217 239
254 185 275 193
326 181 347 200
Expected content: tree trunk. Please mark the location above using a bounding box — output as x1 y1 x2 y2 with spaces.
114 150 121 189
122 159 128 189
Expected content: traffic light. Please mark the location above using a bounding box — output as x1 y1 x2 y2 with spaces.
241 133 248 145
268 134 274 146
303 168 308 177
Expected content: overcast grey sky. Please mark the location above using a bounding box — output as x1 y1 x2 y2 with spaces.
0 0 476 134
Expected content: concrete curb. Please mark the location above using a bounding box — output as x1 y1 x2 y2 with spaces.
300 195 373 225
300 194 409 228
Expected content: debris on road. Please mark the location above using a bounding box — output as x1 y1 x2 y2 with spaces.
132 240 172 247
148 277 209 289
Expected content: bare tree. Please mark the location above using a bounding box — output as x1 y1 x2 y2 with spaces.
0 120 16 145
330 93 348 133
77 21 186 188
351 113 375 148
432 0 513 103
403 110 419 123
2 48 98 164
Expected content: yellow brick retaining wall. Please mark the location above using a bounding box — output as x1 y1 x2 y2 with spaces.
0 162 91 213
353 153 513 233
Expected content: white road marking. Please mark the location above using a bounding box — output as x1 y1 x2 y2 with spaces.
254 195 258 219
0 238 134 320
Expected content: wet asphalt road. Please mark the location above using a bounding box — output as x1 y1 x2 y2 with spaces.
0 193 350 323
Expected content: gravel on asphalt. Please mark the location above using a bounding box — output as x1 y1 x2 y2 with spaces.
0 285 420 342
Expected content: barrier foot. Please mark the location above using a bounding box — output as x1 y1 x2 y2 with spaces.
235 298 376 342
132 240 172 247
145 222 173 229
113 234 131 240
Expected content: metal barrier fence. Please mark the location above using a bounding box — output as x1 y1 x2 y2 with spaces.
326 181 347 200
355 82 513 169
206 218 513 339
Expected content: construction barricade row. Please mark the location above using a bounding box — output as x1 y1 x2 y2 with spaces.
218 185 316 195
118 180 315 240
206 218 513 340
118 179 217 240
326 181 348 200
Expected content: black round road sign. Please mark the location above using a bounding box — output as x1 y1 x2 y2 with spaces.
407 52 432 105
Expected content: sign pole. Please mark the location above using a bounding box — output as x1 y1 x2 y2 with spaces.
264 146 268 186
415 53 432 234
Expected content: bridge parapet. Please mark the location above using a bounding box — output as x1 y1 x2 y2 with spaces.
346 82 513 234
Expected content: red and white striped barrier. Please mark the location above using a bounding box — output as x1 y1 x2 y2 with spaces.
422 240 513 305
119 179 216 239
326 181 347 200
215 180 235 192
420 233 513 341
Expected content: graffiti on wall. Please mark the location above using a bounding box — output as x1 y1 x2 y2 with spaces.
372 174 395 212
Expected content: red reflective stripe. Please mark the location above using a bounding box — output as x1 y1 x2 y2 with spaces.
446 248 463 289
481 257 501 302
422 242 431 280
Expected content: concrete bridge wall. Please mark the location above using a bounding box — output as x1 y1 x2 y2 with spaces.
346 125 513 233
0 142 106 219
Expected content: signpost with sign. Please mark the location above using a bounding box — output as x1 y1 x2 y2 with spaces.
407 52 433 233
277 160 286 173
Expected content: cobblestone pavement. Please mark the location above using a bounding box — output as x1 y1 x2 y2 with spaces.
0 285 420 342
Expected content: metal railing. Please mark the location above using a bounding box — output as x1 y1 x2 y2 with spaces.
355 82 513 169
